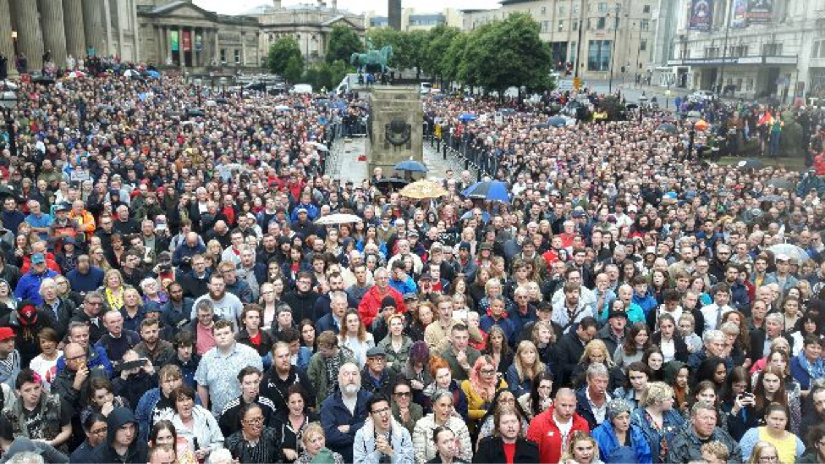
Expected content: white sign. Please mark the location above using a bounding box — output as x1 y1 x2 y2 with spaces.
70 170 90 182
494 112 503 125
558 80 575 91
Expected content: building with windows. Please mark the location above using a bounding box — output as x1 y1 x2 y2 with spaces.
137 0 365 70
667 0 825 102
365 8 463 31
462 0 658 82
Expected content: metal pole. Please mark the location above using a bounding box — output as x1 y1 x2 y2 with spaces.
607 7 617 93
574 0 586 78
718 0 732 95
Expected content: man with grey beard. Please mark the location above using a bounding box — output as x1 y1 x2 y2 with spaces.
320 362 371 463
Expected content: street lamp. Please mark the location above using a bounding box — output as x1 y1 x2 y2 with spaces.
0 87 18 159
607 3 621 95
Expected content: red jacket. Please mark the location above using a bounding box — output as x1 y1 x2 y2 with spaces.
526 407 590 464
357 285 406 327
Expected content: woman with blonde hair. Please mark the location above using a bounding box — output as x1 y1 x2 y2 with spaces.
413 389 473 464
90 246 111 272
572 339 625 391
531 320 556 365
560 431 604 464
293 422 345 464
100 268 126 311
461 355 507 434
338 309 375 369
631 382 685 463
506 341 547 397
745 441 779 464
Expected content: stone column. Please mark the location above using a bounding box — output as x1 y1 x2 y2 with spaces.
156 26 164 65
62 0 86 60
82 0 105 56
0 0 18 78
178 27 185 68
38 0 68 68
102 0 113 56
214 29 219 65
240 32 246 67
11 0 44 71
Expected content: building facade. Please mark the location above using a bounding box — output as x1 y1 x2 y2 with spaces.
137 0 366 70
462 0 658 82
0 0 140 77
365 8 463 31
667 0 825 102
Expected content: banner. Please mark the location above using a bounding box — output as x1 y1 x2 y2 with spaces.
731 0 747 27
689 0 713 31
182 31 191 52
195 34 203 52
747 0 773 23
170 31 179 52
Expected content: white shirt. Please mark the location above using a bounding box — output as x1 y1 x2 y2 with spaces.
700 303 734 331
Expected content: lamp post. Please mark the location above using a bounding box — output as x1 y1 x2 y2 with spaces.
0 86 18 159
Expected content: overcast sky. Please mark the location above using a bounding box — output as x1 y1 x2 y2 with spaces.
194 0 501 16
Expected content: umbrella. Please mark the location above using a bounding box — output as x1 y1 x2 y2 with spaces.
67 71 86 79
307 141 328 152
2 80 18 90
626 103 639 110
767 178 792 190
534 123 550 129
315 213 363 226
737 159 765 170
462 180 510 203
216 98 229 104
399 179 447 199
768 244 810 262
205 100 217 107
687 110 702 121
394 160 428 173
548 116 567 127
0 186 20 202
123 69 141 78
32 76 55 86
499 108 516 115
144 70 161 79
375 177 409 189
352 103 369 109
695 120 710 131
274 105 291 112
658 123 678 134
757 195 783 203
186 108 205 117
459 113 476 122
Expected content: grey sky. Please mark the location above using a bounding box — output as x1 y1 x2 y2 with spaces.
194 0 501 16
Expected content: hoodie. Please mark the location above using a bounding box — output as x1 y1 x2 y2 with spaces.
90 407 148 464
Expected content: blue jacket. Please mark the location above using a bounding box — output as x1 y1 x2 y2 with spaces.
630 407 684 463
729 280 751 312
320 389 372 463
790 352 825 391
632 292 658 317
135 387 203 443
55 343 114 378
316 313 343 334
591 420 652 464
66 266 105 293
505 363 543 397
291 203 319 222
295 346 312 372
388 276 417 296
172 242 206 267
479 315 517 347
14 269 58 305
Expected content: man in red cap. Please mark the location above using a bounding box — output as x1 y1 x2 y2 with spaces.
0 326 20 388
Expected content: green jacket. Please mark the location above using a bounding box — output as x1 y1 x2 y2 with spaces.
306 346 355 408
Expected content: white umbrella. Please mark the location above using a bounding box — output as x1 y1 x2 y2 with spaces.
274 105 291 112
768 244 810 262
123 69 140 78
205 100 217 107
315 213 362 226
67 71 86 79
307 141 329 152
2 81 18 90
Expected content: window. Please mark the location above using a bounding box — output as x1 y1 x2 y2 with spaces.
570 41 576 63
643 5 650 13
598 2 608 13
588 40 612 71
541 6 547 14
640 39 647 51
763 43 783 55
573 20 578 30
573 4 579 14
640 19 649 31
598 17 606 29
542 21 549 32
559 6 565 16
220 49 226 63
558 20 564 31
746 78 754 91
814 41 821 58
234 49 241 64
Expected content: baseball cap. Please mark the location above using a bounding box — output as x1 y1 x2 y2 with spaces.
0 327 13 342
458 242 471 252
608 309 629 320
31 254 45 265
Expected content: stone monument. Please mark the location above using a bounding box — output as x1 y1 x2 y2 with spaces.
366 87 423 176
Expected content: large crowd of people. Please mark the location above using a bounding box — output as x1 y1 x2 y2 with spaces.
0 56 825 464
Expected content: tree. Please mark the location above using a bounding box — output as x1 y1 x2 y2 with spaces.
366 28 402 68
329 59 350 88
441 31 468 89
425 25 461 86
326 25 363 64
267 37 302 76
283 56 304 84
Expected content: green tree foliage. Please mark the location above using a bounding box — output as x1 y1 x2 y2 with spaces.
425 25 461 85
441 31 468 87
267 37 303 76
283 56 304 84
326 25 363 64
300 60 353 92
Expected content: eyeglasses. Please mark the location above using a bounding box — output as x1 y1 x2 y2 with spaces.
758 456 778 463
480 369 496 375
66 353 88 362
243 417 264 424
90 426 108 435
394 391 411 398
371 407 391 415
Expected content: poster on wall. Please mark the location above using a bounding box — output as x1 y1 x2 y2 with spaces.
689 0 713 31
731 0 747 27
170 31 179 52
195 34 203 52
182 31 191 52
747 0 773 23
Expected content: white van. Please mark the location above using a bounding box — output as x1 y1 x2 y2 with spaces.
290 84 313 95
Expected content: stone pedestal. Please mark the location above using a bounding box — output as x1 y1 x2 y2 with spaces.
366 87 423 177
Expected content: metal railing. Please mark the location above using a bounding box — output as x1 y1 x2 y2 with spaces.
426 124 497 182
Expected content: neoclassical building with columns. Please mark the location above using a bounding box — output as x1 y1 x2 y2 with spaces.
137 0 366 71
0 0 140 77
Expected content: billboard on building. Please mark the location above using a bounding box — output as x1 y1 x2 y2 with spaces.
182 31 191 52
170 31 179 52
731 0 747 27
689 0 713 31
747 0 773 23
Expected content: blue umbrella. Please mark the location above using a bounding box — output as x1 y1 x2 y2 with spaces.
548 116 567 127
459 113 476 122
145 70 161 79
462 181 510 203
394 160 428 173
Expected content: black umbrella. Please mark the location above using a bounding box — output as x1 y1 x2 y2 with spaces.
32 76 55 86
737 159 764 170
767 178 792 190
0 186 20 202
375 177 408 191
186 108 205 118
658 123 678 134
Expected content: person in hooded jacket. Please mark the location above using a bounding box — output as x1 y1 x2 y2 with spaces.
591 398 652 464
5 300 52 366
90 406 149 463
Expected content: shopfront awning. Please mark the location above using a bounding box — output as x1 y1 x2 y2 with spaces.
667 55 798 67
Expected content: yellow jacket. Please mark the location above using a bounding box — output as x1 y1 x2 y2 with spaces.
460 378 508 429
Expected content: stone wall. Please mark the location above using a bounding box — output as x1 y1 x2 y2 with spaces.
366 87 423 176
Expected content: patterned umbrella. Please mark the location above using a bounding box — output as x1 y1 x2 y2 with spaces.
399 179 448 199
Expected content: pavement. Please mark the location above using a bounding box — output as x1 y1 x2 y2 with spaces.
327 134 476 185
